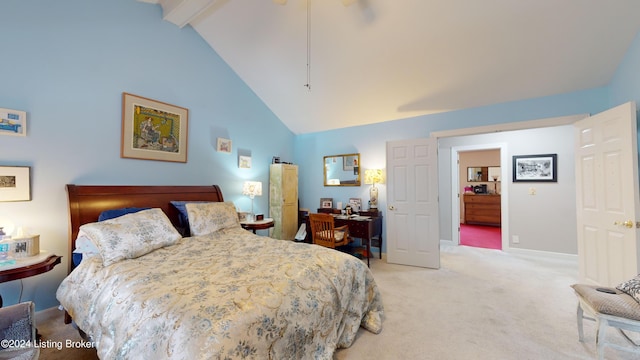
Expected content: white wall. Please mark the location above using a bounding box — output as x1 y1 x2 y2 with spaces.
439 125 576 254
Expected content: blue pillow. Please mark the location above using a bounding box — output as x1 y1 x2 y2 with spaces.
98 207 150 221
170 201 210 236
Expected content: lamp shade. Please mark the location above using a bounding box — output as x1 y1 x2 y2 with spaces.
364 169 385 185
242 181 262 198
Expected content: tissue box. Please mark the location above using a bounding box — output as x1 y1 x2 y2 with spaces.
8 235 40 258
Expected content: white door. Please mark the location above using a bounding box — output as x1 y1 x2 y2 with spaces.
575 101 640 286
386 137 440 268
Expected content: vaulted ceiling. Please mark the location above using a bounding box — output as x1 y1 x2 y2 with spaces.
140 0 640 134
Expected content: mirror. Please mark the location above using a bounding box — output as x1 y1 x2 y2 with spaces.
324 153 361 186
467 166 501 182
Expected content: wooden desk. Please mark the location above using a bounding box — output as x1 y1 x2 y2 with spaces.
0 253 62 307
240 218 275 234
306 213 383 267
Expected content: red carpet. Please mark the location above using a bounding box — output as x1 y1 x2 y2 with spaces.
460 223 502 250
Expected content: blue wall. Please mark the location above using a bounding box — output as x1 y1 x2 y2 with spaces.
0 0 294 310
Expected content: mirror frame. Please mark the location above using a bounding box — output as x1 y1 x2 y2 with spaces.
324 153 361 186
467 166 501 182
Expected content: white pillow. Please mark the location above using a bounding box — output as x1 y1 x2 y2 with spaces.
79 208 181 266
72 231 100 258
186 201 241 236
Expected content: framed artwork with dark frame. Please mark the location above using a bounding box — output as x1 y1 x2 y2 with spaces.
121 93 189 163
512 154 557 182
0 166 31 202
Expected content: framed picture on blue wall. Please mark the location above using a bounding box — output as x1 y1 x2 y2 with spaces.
121 92 189 163
0 107 27 137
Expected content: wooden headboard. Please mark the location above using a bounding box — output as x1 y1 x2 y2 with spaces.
66 184 224 274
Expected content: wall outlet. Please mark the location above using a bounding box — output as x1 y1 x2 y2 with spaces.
512 235 520 244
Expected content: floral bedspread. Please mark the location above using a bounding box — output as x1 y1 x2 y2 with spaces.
56 227 384 359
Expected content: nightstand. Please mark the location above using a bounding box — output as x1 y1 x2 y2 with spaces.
240 218 275 234
0 252 62 307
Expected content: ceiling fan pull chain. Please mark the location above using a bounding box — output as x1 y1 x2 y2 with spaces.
305 0 311 91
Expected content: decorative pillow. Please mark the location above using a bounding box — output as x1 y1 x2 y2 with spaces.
98 207 150 221
79 208 181 266
186 202 241 236
616 275 640 303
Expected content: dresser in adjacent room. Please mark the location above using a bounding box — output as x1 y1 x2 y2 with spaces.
269 164 299 240
463 194 501 226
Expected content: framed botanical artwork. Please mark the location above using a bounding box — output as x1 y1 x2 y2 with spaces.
239 155 251 169
0 107 27 137
320 197 333 209
0 166 31 202
121 93 188 162
217 138 232 153
513 154 557 182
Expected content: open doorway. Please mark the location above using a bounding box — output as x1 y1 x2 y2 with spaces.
459 149 502 249
452 144 507 250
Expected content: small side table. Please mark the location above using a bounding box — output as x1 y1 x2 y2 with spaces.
240 218 275 234
0 252 62 308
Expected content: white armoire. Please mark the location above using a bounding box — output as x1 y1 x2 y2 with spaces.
269 164 298 240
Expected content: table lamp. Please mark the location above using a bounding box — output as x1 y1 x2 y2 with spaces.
364 169 385 209
242 181 262 221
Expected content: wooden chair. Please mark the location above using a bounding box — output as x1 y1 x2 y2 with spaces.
309 213 351 249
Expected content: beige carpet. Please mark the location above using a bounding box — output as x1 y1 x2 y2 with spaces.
34 245 639 359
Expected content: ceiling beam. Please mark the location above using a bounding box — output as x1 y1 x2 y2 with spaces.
156 0 220 28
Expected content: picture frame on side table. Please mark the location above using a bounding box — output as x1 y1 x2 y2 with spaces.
0 108 27 136
0 166 31 202
320 198 333 209
513 154 557 182
349 198 362 212
121 93 189 163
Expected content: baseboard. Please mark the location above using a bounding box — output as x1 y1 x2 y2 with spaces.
505 247 578 263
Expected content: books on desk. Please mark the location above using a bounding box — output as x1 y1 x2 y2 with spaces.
335 215 371 220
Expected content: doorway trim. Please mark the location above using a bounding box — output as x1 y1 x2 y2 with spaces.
451 143 509 250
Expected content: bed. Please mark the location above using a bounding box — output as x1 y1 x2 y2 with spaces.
56 184 384 359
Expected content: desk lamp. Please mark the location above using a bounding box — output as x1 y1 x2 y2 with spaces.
364 169 385 209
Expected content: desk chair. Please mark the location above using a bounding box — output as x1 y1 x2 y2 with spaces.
309 213 351 249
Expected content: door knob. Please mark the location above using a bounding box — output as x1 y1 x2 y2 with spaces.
614 220 638 228
388 205 396 211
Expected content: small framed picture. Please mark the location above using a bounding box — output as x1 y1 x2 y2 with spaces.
320 198 333 209
513 154 557 182
239 155 251 169
217 138 232 153
0 166 31 202
0 108 27 137
349 198 362 212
